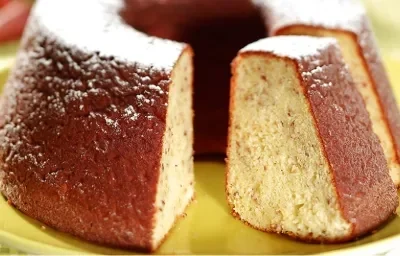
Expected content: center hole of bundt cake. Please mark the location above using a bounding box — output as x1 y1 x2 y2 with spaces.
121 3 265 155
178 17 265 155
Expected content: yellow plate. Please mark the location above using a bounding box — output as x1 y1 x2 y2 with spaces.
0 44 400 255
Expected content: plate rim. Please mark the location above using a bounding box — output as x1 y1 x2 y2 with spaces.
1 225 400 255
0 229 94 255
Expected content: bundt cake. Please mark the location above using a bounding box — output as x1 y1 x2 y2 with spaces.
0 0 399 252
253 0 400 186
0 0 195 252
226 36 398 242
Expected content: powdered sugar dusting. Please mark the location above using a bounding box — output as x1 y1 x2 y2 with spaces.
64 90 89 104
241 36 336 60
254 0 366 34
124 105 135 116
115 76 129 86
302 65 333 90
148 84 164 95
124 105 140 121
33 0 185 71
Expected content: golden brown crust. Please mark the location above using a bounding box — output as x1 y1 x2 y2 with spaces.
0 1 194 250
257 0 400 187
0 42 166 250
355 19 400 168
293 45 398 238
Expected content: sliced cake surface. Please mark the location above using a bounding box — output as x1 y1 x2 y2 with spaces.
227 36 398 242
254 0 400 186
0 0 194 252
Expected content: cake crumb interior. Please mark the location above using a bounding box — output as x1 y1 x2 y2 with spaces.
152 50 195 249
227 54 351 239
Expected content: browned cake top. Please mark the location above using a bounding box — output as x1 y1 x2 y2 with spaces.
241 36 398 236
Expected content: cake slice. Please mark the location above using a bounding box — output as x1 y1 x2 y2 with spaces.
226 36 398 242
253 0 400 186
